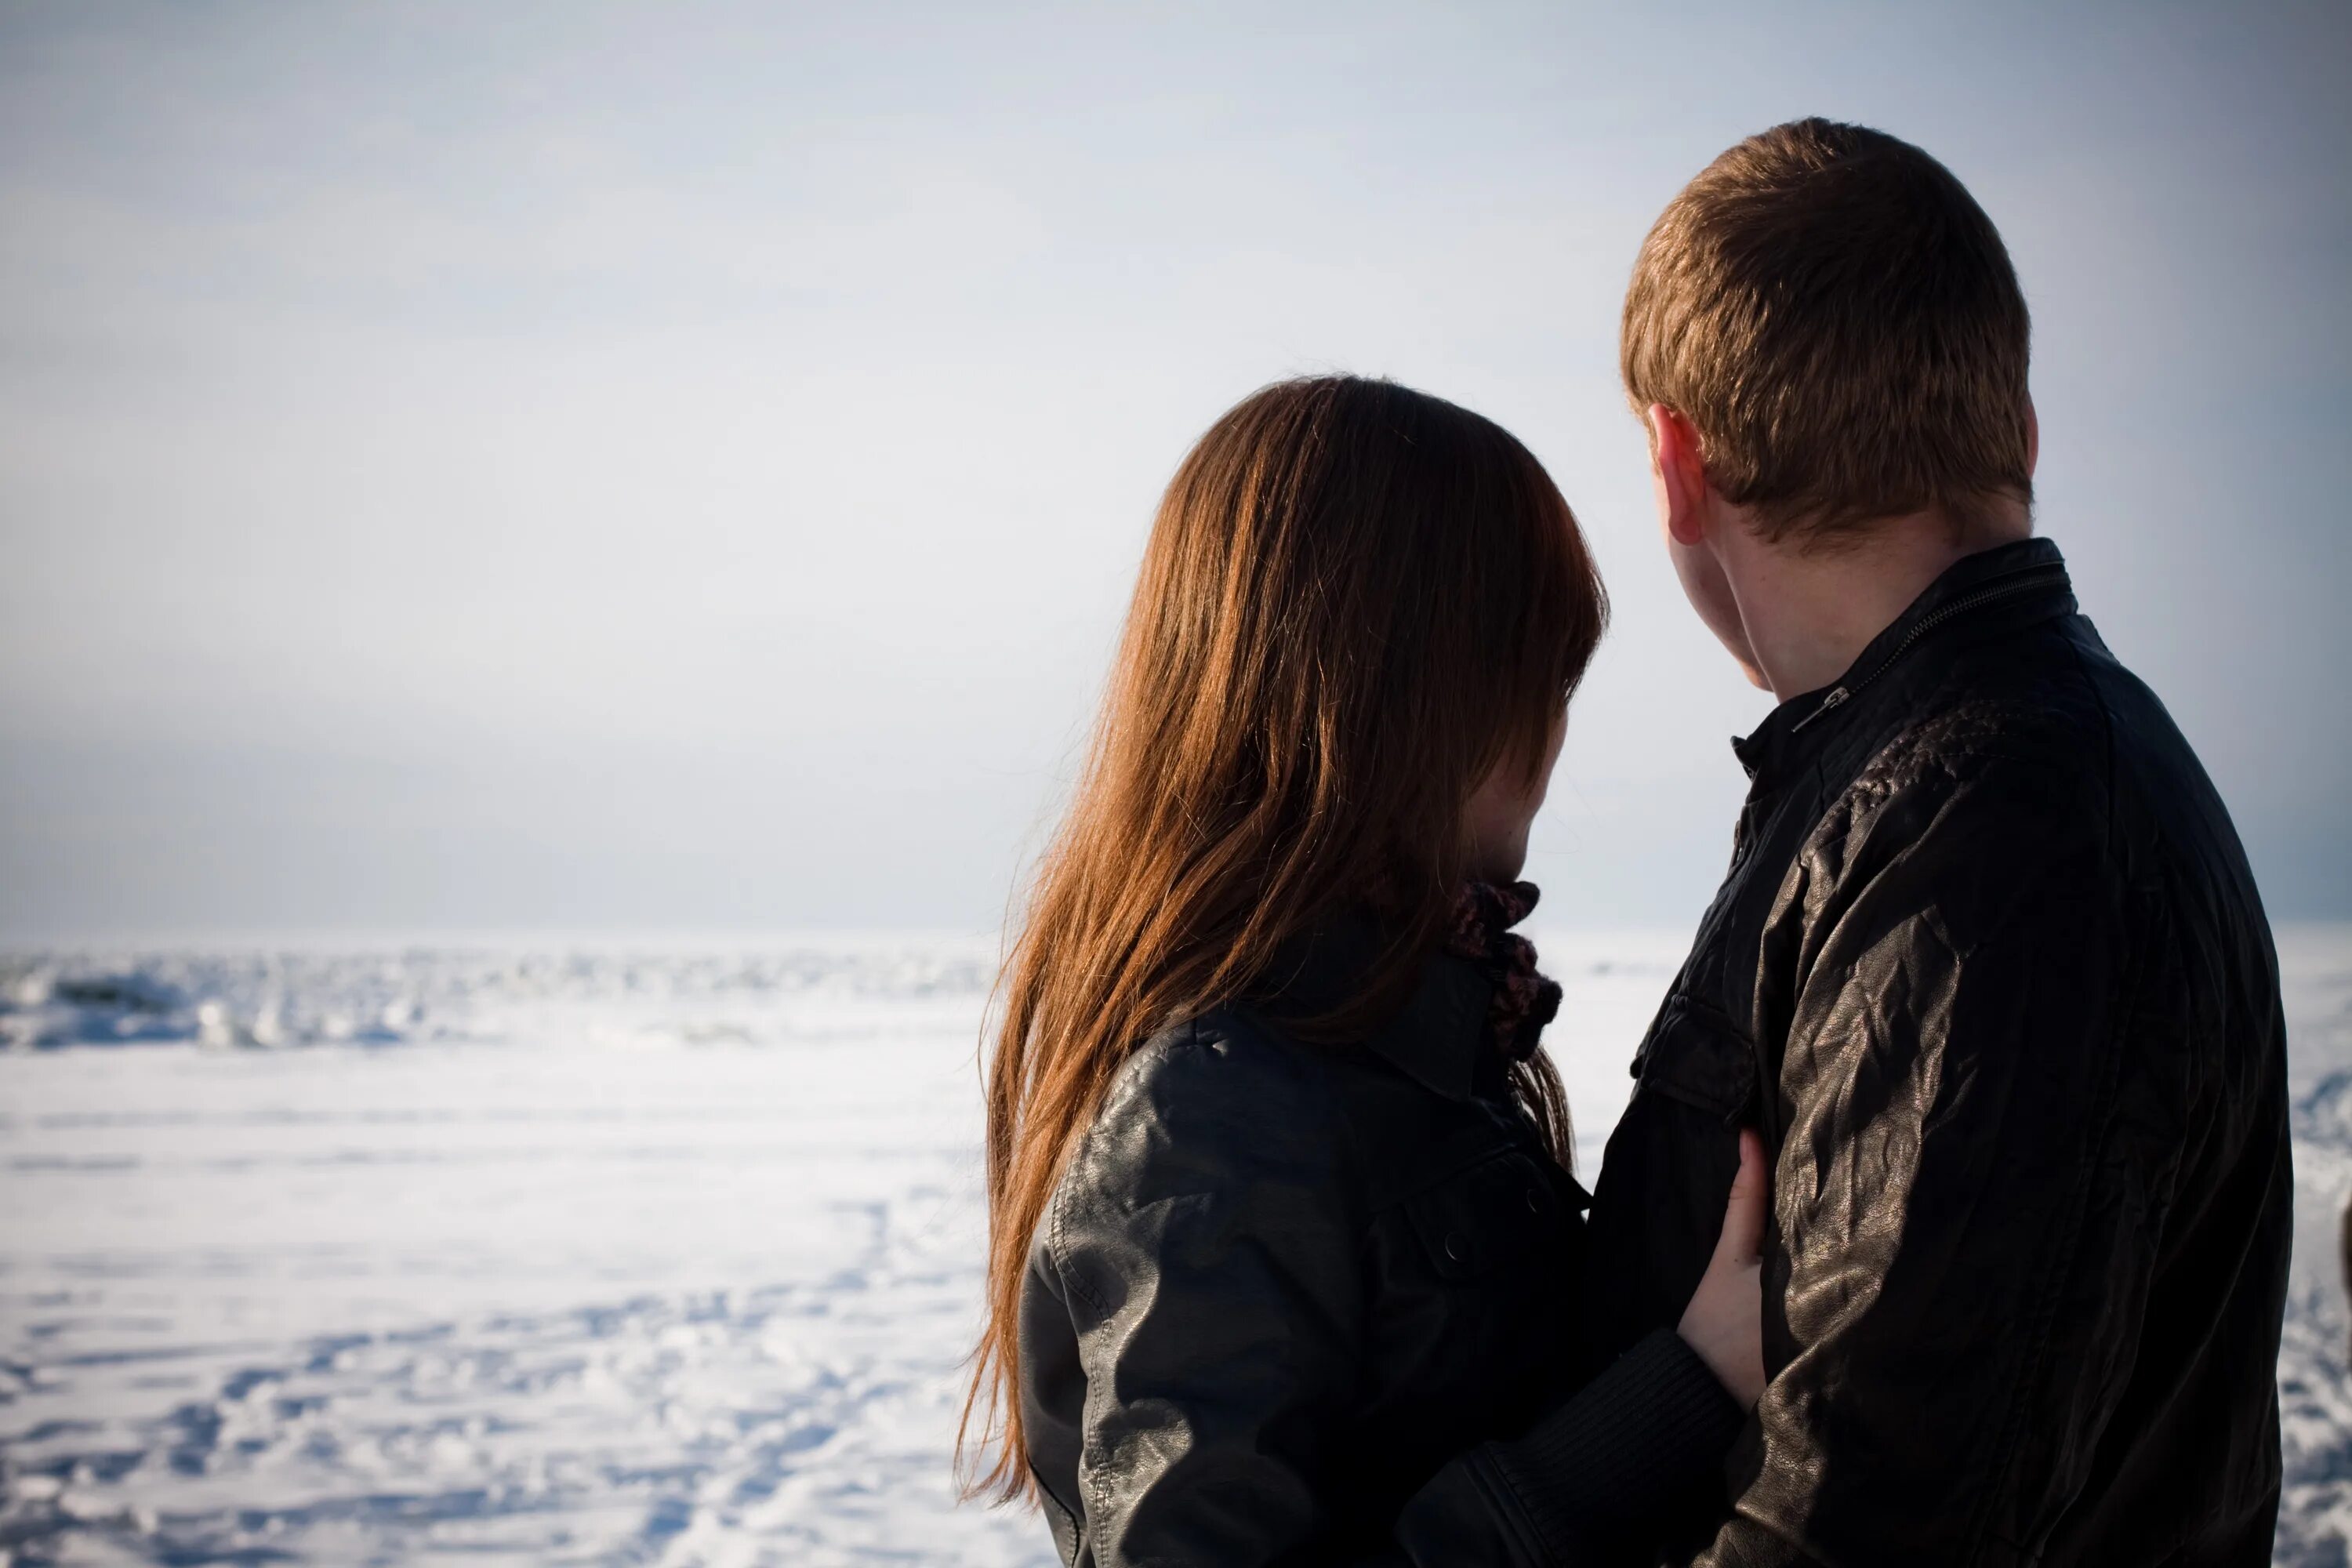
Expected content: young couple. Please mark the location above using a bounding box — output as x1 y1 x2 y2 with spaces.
965 118 2292 1566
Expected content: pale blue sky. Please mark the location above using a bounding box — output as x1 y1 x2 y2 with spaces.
2 0 2345 937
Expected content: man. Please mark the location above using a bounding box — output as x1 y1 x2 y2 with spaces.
1579 119 2292 1566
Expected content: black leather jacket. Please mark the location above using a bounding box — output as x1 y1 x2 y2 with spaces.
1020 928 1744 1566
1581 538 2292 1566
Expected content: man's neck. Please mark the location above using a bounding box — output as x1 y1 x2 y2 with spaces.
1721 506 2034 701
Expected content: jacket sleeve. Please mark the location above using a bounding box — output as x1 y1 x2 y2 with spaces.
1052 1022 1743 1567
1676 746 2175 1567
1397 1327 1744 1564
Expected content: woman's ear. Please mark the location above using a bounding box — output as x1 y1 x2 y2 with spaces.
1647 405 1710 548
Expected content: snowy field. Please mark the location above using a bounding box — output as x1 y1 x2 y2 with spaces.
1 927 2347 1566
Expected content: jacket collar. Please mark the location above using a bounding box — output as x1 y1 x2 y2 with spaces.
1731 536 2076 782
1251 910 1490 1102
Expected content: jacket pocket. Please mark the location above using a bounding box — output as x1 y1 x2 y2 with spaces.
1633 994 1758 1125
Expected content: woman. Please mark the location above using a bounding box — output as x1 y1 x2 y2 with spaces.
962 377 1765 1564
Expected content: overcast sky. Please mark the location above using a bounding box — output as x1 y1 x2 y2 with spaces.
2 0 2345 939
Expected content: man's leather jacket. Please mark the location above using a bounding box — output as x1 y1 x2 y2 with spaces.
1581 538 2292 1566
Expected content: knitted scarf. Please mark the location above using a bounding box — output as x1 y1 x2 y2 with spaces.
1443 880 1562 1064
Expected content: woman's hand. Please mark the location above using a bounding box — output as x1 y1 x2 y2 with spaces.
1677 1127 1768 1409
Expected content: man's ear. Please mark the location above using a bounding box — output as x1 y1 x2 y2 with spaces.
1647 404 1709 547
2025 396 2039 479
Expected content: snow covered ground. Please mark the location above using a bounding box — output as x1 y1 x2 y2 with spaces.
0 927 2346 1566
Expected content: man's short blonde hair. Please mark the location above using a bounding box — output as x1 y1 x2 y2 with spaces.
1623 118 2034 546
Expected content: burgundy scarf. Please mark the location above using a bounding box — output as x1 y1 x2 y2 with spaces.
1443 880 1562 1063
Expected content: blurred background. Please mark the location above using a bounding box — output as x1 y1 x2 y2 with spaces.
1 3 2346 1565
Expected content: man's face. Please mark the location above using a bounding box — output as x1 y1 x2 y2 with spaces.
1650 448 1768 688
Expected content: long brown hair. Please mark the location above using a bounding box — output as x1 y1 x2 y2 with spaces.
960 375 1608 1501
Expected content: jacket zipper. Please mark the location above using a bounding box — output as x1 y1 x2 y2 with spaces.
1788 564 2068 735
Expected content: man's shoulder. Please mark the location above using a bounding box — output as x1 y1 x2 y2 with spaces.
1839 666 2112 850
1872 619 2114 782
1791 628 2118 927
1822 615 2259 929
